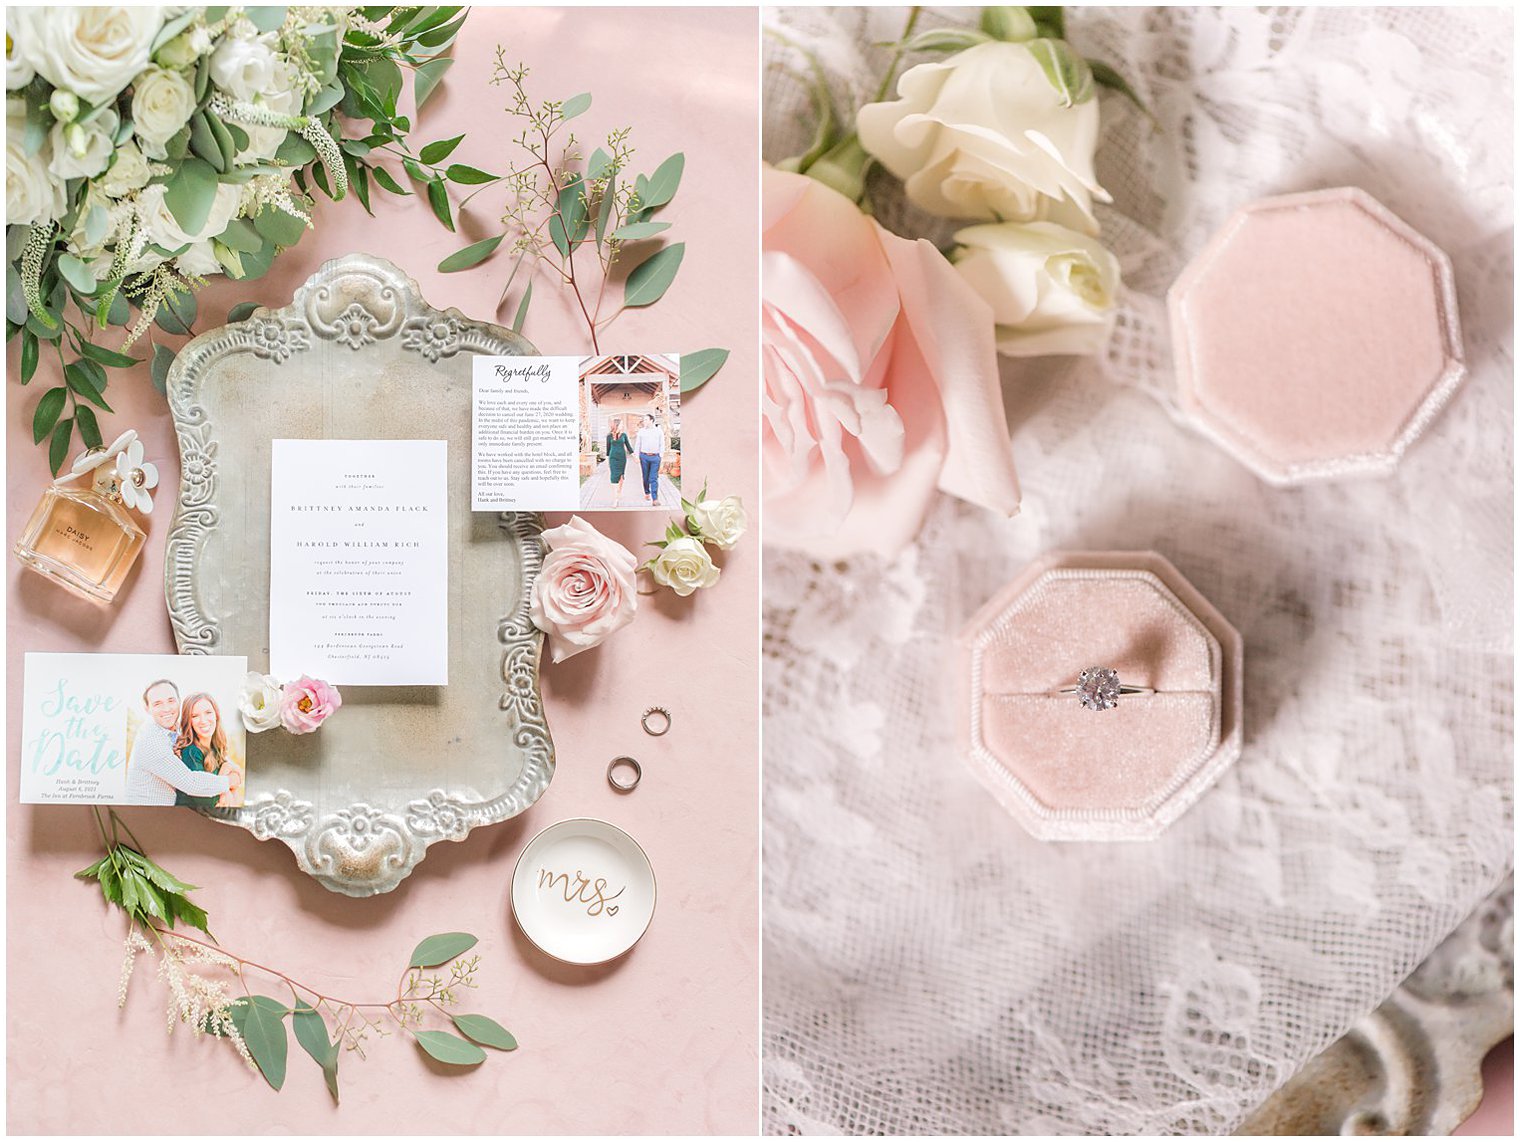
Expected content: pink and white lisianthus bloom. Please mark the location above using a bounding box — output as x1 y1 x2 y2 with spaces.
278 675 342 735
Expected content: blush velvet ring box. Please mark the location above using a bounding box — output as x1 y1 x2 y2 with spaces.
955 551 1243 842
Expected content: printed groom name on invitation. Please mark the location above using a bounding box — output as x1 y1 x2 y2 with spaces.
20 653 249 807
472 353 682 512
269 439 450 687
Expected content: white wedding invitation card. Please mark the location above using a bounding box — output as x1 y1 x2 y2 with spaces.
473 353 683 512
269 439 449 686
20 652 248 806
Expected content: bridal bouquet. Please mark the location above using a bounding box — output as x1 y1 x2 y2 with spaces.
5 6 467 471
765 6 1131 558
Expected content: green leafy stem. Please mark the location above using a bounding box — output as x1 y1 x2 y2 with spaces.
79 808 515 1103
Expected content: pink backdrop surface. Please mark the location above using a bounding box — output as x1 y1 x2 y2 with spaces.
5 8 759 1134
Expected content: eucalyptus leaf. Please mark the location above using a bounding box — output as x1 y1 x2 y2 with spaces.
151 344 176 395
451 1014 518 1051
252 205 309 249
227 302 259 323
231 996 290 1091
6 264 27 325
154 288 197 335
413 57 452 112
163 157 219 236
623 243 685 308
560 92 592 121
275 132 318 167
309 83 345 115
49 418 72 476
217 218 263 254
438 234 504 273
408 932 478 968
32 388 66 445
587 147 613 182
641 153 685 210
419 134 464 165
610 220 671 241
56 254 97 296
189 110 225 173
595 172 616 246
84 204 110 246
679 347 729 394
414 1030 487 1066
511 280 532 334
548 175 587 256
291 1003 340 1104
246 6 286 32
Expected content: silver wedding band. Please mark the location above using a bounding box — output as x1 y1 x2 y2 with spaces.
641 706 671 736
607 755 642 792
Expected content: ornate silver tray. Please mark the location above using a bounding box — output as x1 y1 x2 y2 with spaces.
164 254 554 896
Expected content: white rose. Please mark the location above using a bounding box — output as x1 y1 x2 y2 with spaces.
47 107 117 180
856 41 1109 231
6 98 65 225
6 11 37 89
15 6 162 105
174 239 221 278
687 495 748 550
646 535 721 597
953 221 1121 357
96 140 152 198
209 34 276 102
234 58 301 163
131 66 197 159
138 181 241 250
238 672 284 734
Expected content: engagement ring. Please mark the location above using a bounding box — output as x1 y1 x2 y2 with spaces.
1056 667 1155 711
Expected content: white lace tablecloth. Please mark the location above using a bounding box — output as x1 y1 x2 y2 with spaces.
761 7 1514 1135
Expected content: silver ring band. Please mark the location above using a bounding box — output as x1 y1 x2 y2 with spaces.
607 755 642 792
641 706 671 736
1055 667 1156 711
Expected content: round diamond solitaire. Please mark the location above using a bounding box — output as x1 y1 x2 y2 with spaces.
1075 667 1123 711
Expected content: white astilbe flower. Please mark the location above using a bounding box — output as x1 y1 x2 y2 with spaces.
128 934 256 1070
118 927 152 1007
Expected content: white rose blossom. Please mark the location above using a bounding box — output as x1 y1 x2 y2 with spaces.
953 221 1122 357
238 673 284 734
5 11 37 89
174 240 222 279
646 535 721 597
96 141 153 199
233 58 302 163
6 98 65 226
138 181 241 251
131 65 198 158
15 6 162 105
47 107 118 180
209 34 278 102
856 40 1110 232
687 495 748 550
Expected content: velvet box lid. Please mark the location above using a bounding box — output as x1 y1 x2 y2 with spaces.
956 551 1243 842
1169 187 1465 485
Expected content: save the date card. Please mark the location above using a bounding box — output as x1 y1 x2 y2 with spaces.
19 653 249 807
472 353 685 511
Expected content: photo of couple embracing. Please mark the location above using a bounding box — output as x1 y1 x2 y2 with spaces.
123 678 246 809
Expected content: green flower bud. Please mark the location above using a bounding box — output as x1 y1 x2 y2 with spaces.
49 89 80 123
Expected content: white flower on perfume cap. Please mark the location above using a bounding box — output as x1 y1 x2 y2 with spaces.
63 428 137 478
114 438 159 514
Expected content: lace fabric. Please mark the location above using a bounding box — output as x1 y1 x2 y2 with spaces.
761 7 1514 1135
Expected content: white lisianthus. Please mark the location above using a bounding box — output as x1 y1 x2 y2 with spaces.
209 34 277 102
238 672 284 734
6 98 65 225
131 65 197 158
174 239 222 278
96 140 153 198
47 107 117 180
856 40 1109 232
138 181 242 250
5 11 37 89
687 495 748 550
15 6 162 105
953 221 1122 357
234 58 302 162
646 535 721 597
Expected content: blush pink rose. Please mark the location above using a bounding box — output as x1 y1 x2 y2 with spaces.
763 165 1020 560
529 516 638 662
279 676 342 735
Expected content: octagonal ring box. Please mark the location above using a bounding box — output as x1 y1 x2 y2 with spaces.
956 551 1243 842
1169 187 1465 485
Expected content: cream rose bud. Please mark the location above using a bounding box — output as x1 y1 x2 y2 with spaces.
48 89 80 123
647 536 721 597
238 672 284 734
528 516 638 662
16 6 162 105
48 108 118 180
131 66 197 158
209 35 278 102
856 40 1108 232
688 495 748 550
953 221 1122 357
97 141 152 198
6 99 65 226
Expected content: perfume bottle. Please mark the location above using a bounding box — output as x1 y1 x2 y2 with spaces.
14 432 155 604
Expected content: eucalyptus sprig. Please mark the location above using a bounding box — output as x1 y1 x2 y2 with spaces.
80 810 516 1102
435 56 729 391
